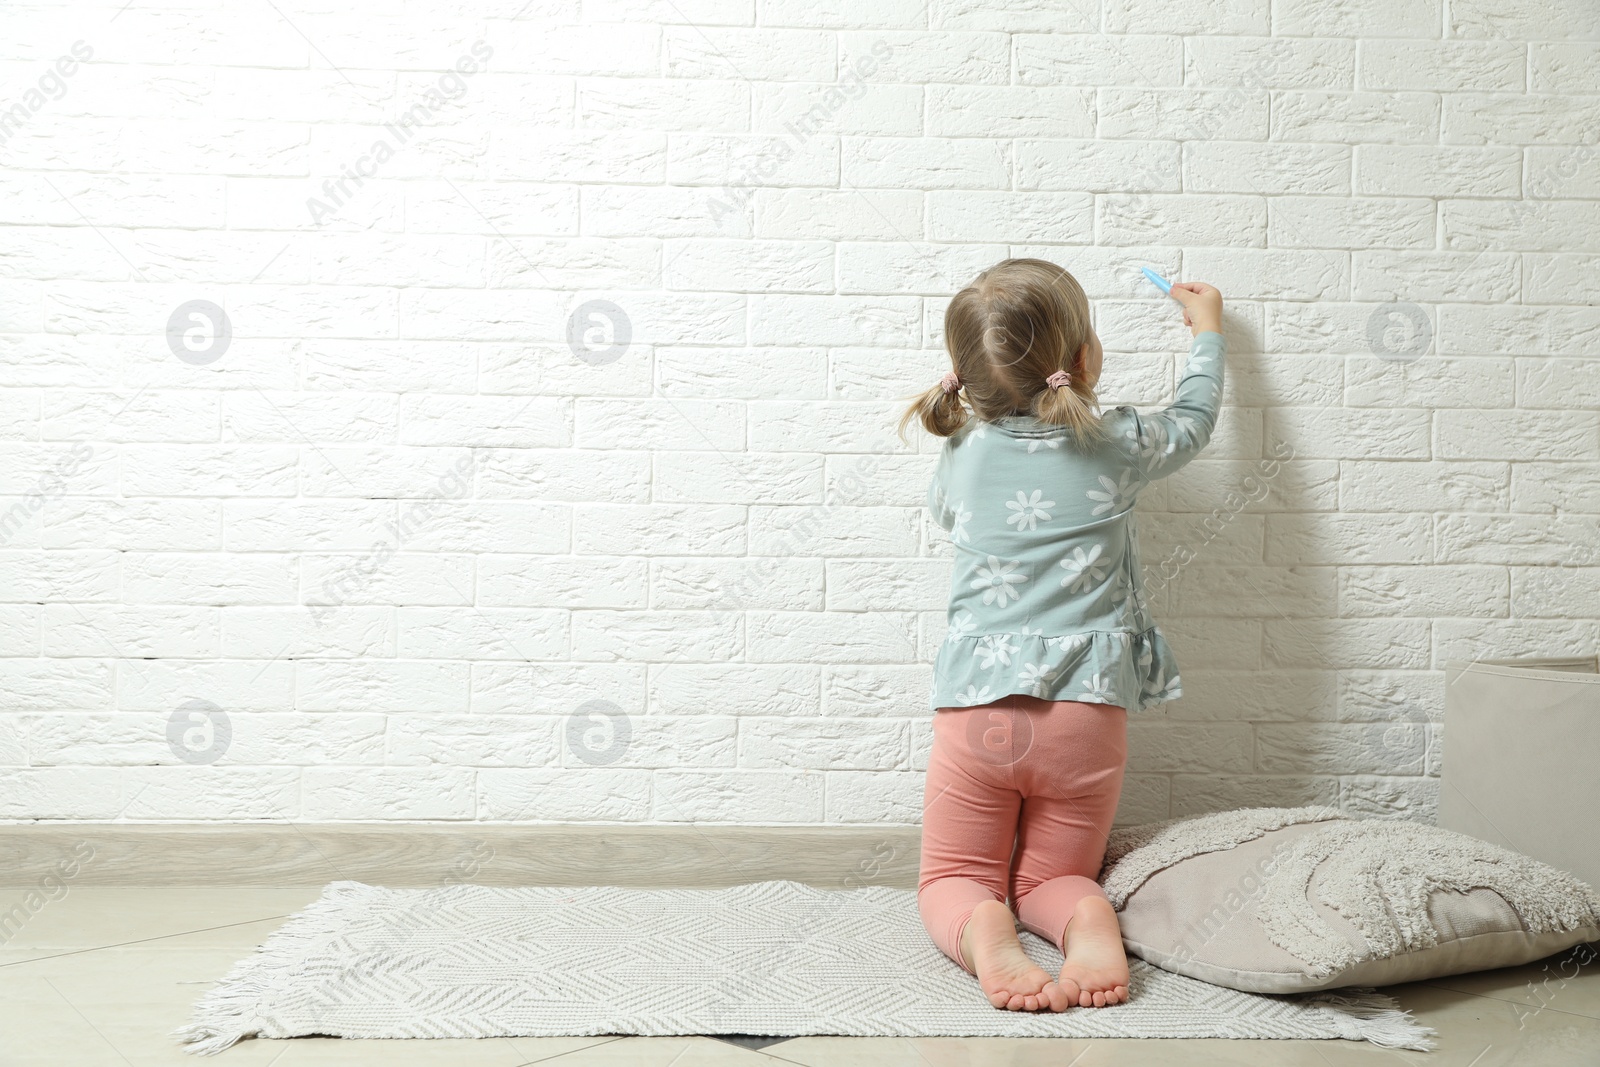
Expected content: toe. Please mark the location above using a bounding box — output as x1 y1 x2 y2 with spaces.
1091 989 1107 1007
1042 981 1073 1013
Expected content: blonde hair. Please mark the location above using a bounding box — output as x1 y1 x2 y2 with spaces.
898 257 1105 446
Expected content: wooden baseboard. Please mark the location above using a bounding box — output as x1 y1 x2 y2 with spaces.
0 824 924 889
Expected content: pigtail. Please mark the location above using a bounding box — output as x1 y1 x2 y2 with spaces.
1032 357 1105 447
897 379 970 443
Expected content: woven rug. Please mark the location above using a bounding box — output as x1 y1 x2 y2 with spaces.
175 880 1435 1054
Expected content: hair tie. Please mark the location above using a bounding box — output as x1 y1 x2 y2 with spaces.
1045 370 1071 390
939 371 961 395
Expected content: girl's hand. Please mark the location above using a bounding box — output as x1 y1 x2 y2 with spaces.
1169 282 1223 336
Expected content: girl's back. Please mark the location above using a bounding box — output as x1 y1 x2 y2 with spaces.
905 258 1226 713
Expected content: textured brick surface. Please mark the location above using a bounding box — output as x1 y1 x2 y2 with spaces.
2 2 1596 826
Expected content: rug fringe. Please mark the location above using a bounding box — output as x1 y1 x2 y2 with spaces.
172 880 377 1056
1299 987 1438 1052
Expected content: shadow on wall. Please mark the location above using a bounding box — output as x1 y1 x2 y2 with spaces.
1126 309 1440 829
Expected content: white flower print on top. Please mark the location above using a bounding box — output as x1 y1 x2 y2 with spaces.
1143 668 1181 701
1047 632 1090 656
1025 437 1061 454
971 556 1026 606
1005 490 1055 532
949 501 972 544
962 421 989 446
1078 671 1117 703
975 633 1016 670
945 611 977 644
1018 661 1059 691
956 683 993 704
1122 422 1167 467
1087 469 1139 516
1059 544 1108 592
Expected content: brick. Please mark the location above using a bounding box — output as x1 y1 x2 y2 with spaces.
1269 197 1434 249
1263 618 1433 670
1435 619 1600 665
1510 457 1600 512
1098 194 1267 247
657 346 830 399
303 768 474 820
1274 0 1439 37
651 769 823 821
1019 33 1182 87
669 134 839 188
1443 94 1600 145
1128 722 1254 773
1266 513 1433 565
750 294 922 346
651 556 823 610
1352 251 1519 304
1098 88 1268 141
1338 565 1508 618
754 81 922 138
1354 145 1522 198
126 552 296 605
1272 92 1438 144
472 662 648 717
1338 461 1509 513
1346 356 1516 409
1437 516 1600 566
740 717 908 770
1530 43 1600 93
1359 40 1525 93
749 504 919 557
1186 36 1353 90
572 610 742 661
576 398 745 451
1018 139 1182 193
664 239 833 293
754 189 923 240
842 137 1011 190
666 28 836 82
1184 141 1350 195
1170 565 1335 618
398 604 569 662
651 664 821 717
477 767 652 821
746 610 918 663
1436 410 1598 461
41 500 220 553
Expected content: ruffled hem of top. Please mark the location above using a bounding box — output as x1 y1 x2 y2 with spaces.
930 626 1181 713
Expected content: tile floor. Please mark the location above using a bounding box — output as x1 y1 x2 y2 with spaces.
2 888 1597 1066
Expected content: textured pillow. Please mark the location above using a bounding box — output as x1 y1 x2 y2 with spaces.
1098 806 1600 994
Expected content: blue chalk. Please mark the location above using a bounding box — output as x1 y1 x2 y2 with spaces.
1141 266 1173 294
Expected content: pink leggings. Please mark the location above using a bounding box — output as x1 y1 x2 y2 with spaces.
918 694 1127 973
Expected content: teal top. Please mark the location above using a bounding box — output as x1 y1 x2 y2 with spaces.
927 331 1226 713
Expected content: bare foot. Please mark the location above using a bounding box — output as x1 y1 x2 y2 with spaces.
1055 895 1131 1007
959 899 1073 1012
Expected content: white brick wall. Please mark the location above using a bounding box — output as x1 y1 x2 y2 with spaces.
2 1 1597 826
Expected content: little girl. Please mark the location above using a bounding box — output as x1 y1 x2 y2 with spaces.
904 258 1225 1012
